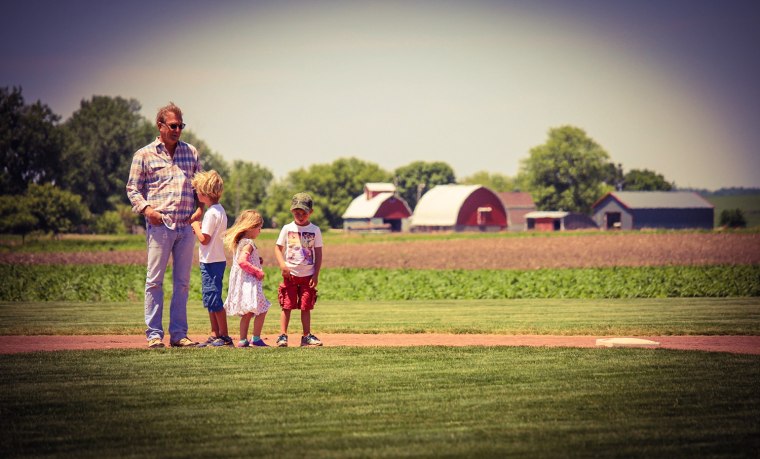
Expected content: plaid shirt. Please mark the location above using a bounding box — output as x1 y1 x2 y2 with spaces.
126 137 203 229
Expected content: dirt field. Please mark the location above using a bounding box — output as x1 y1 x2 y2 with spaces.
3 232 759 269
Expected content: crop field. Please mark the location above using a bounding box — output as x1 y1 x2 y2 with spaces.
1 230 759 458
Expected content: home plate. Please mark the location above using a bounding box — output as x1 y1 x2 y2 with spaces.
596 338 660 348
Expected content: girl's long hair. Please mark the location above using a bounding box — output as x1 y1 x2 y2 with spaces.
224 209 263 252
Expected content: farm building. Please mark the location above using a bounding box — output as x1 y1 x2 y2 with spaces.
592 191 714 230
410 184 507 232
342 183 412 232
525 211 598 231
497 192 536 231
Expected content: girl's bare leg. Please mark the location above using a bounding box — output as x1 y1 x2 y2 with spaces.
239 313 253 341
253 311 267 338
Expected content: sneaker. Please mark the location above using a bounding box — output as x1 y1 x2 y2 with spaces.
170 337 198 347
276 334 288 347
196 336 217 348
301 334 323 347
209 337 226 347
238 339 250 348
221 335 235 347
148 338 164 348
251 338 269 347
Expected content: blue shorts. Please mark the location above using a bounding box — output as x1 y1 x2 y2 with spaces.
200 261 226 312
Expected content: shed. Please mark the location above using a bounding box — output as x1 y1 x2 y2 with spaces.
592 191 714 230
525 211 598 231
497 192 536 231
410 184 507 232
342 183 412 232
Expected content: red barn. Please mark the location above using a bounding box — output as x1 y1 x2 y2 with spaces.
342 183 412 232
410 185 507 232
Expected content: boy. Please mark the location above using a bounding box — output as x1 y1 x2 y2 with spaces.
274 192 323 347
190 170 232 347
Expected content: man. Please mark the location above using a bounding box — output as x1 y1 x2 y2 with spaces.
126 102 203 348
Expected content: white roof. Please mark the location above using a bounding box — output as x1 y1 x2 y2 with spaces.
365 182 396 193
342 192 395 219
525 211 569 219
410 184 481 226
607 191 713 209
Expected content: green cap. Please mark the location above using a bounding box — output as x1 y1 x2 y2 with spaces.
290 192 313 211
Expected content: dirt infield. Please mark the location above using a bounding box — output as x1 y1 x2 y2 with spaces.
3 233 760 269
1 334 758 355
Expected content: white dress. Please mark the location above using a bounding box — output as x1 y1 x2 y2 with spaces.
224 238 271 316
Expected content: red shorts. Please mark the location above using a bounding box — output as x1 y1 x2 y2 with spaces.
278 275 318 310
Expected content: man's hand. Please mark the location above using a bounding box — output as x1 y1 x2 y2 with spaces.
144 207 163 225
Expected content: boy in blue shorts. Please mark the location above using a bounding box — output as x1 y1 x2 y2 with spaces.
274 192 323 347
190 170 232 347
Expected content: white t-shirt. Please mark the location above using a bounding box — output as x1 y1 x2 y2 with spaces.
276 221 323 277
198 203 228 263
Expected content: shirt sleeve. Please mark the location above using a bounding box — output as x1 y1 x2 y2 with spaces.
125 151 147 214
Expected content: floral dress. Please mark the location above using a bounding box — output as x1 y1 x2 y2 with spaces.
224 238 270 316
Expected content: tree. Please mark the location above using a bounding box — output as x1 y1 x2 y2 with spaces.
393 161 456 210
520 126 611 214
263 157 391 229
623 168 674 191
719 209 747 228
60 96 153 214
179 130 230 179
0 86 63 195
26 183 89 236
459 171 516 192
221 160 273 218
0 194 38 243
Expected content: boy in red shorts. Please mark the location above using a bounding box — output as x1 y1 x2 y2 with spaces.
274 192 323 347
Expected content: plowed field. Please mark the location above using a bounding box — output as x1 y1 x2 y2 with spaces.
3 232 759 269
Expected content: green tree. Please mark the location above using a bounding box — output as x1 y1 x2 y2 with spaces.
0 194 38 242
60 96 153 214
719 209 747 228
26 183 89 236
0 86 63 195
394 161 456 210
221 160 273 219
520 126 611 213
179 130 230 179
623 168 674 191
264 157 390 229
459 171 516 192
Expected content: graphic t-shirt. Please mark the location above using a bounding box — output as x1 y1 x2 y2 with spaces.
276 221 323 277
198 204 227 263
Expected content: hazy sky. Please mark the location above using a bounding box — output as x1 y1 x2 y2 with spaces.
3 0 759 189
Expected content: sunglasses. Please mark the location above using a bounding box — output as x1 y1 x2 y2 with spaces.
161 122 186 131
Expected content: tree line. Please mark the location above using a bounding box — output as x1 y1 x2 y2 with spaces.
1 86 676 238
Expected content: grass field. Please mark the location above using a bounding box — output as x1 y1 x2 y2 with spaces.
705 193 760 228
1 298 759 336
1 347 758 458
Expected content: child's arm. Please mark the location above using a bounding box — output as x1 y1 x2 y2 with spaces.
310 246 322 288
238 244 264 280
190 221 211 245
274 244 291 279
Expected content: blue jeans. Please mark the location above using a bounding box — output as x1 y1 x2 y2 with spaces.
144 224 195 342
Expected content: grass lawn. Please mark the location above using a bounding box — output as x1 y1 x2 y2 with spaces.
1 347 758 458
1 297 759 336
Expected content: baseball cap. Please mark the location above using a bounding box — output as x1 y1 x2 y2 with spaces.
290 192 313 211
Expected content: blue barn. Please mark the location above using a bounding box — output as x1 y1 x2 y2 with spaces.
592 191 714 230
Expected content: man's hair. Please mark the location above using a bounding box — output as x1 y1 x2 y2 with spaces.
156 102 183 126
192 170 224 201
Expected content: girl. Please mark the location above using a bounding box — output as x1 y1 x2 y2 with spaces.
223 210 271 347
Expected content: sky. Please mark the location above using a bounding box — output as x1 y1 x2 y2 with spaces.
2 0 759 190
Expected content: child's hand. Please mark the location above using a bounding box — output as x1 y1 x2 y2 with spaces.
253 268 265 281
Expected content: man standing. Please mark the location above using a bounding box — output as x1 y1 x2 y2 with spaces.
126 102 203 348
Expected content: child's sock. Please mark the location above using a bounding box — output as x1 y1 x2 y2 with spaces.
252 336 262 343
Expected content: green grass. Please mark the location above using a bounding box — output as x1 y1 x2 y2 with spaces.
2 264 758 302
1 347 758 458
705 193 760 228
2 298 758 336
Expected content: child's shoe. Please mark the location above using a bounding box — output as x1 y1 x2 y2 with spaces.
220 335 235 347
276 334 288 347
251 338 269 347
301 333 323 347
238 339 250 348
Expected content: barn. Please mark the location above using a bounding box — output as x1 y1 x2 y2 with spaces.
342 183 412 232
525 211 598 231
497 192 536 231
410 184 507 232
592 191 714 230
